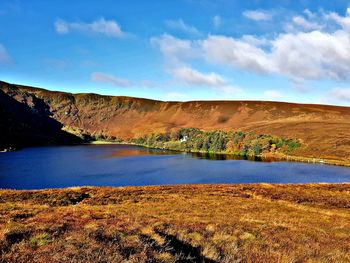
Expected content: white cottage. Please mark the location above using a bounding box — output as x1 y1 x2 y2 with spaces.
180 135 188 142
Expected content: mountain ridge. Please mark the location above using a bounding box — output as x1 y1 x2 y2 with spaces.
2 80 349 107
1 80 349 163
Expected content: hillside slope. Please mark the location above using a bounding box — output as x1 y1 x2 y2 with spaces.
0 89 81 150
1 81 349 162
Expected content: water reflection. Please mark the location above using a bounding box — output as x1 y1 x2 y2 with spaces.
0 144 350 190
107 146 182 158
108 145 264 162
191 152 263 161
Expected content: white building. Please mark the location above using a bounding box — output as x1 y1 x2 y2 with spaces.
180 135 188 142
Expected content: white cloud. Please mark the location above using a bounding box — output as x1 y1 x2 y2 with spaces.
171 66 226 87
55 20 69 34
216 85 242 96
201 30 350 81
292 16 323 31
151 7 350 101
151 34 197 64
91 73 158 88
243 10 273 21
241 35 269 46
138 80 157 88
55 18 124 38
264 90 283 100
165 19 200 36
165 92 188 100
326 8 350 31
154 7 350 82
202 35 275 74
271 30 350 81
304 9 316 19
152 36 241 92
212 15 221 28
0 44 12 64
170 66 242 96
91 72 130 87
328 88 350 102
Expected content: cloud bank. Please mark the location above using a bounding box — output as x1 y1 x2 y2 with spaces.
154 8 350 83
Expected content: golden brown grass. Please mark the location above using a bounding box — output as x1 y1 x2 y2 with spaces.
0 184 349 262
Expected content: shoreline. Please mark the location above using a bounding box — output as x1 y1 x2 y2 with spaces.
2 182 350 192
87 140 350 167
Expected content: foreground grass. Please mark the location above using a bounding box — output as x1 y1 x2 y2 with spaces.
0 184 349 262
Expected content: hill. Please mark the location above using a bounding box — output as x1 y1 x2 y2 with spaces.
0 88 81 150
1 81 349 163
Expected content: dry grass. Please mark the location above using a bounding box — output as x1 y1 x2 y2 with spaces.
0 184 349 262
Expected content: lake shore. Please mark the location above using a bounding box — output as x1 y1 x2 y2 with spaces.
88 140 350 167
1 184 349 262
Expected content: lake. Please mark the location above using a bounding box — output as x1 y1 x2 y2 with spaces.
0 144 350 190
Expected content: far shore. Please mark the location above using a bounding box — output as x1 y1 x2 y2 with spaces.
85 140 350 167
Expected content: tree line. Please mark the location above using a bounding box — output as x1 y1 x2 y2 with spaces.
131 128 301 157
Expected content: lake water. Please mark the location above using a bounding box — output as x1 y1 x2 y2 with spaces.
0 144 350 190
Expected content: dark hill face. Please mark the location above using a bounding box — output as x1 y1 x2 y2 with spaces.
0 88 82 151
1 80 350 162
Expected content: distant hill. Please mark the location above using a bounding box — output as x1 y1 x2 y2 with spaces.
1 80 350 163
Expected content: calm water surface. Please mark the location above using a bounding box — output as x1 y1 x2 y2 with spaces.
0 145 350 190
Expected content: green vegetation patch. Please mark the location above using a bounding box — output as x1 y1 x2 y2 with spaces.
131 128 301 157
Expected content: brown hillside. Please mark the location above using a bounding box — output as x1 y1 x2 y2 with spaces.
1 81 349 162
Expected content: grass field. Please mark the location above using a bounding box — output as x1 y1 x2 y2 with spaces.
0 184 349 262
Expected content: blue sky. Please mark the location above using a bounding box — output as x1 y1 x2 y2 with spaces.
1 0 350 105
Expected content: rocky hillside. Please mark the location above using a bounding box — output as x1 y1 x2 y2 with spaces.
0 86 81 151
1 81 350 163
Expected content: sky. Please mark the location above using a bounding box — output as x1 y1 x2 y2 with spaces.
1 0 350 105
